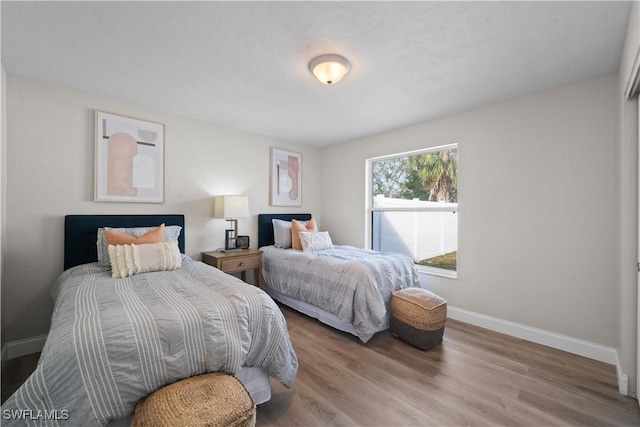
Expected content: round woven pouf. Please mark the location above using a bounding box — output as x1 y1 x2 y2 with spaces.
132 373 256 427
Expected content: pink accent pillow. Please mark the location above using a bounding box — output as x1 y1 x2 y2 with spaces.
105 223 165 246
291 218 317 250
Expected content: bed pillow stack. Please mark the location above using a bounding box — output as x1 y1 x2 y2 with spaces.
272 217 334 252
99 223 183 277
97 223 182 268
272 218 318 249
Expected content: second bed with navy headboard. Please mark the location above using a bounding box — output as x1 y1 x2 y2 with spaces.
258 213 421 343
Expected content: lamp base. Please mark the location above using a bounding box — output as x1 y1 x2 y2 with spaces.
224 229 238 251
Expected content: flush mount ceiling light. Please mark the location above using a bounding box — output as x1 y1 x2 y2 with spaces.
308 54 351 85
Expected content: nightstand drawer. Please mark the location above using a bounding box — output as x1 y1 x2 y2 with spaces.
220 255 261 273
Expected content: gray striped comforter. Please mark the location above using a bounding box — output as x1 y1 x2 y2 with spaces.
261 245 421 343
2 258 298 426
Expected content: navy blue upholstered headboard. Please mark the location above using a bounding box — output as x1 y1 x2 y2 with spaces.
257 213 312 248
64 214 185 270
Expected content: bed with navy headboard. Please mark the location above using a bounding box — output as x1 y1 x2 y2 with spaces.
258 213 421 343
2 214 298 427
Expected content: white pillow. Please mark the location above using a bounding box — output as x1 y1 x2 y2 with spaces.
272 219 306 249
299 231 334 252
97 225 182 268
108 241 182 278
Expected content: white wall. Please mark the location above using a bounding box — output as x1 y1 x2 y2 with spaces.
617 0 639 398
322 74 620 351
4 76 322 342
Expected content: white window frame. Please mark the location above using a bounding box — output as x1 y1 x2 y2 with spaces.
366 143 458 279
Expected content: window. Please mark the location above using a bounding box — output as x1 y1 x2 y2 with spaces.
368 144 458 276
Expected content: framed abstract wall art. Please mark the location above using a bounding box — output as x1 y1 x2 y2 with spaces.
94 111 165 203
270 147 302 206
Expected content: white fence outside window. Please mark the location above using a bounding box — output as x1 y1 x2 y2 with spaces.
372 195 457 262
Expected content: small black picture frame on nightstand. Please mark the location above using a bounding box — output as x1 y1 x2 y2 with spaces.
237 235 250 249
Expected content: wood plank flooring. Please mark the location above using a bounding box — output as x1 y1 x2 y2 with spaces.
258 304 640 426
1 351 40 404
2 303 639 426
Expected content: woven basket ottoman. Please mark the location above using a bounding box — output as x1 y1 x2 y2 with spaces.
390 288 447 350
132 372 256 427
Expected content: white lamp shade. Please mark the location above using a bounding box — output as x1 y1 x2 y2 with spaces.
214 196 250 219
309 54 351 85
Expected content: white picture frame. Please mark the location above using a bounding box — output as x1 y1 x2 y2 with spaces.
270 147 302 207
94 111 165 203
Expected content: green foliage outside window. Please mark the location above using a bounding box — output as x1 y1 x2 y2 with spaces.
373 149 457 203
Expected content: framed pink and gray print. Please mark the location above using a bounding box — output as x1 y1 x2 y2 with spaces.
270 147 302 207
94 111 165 203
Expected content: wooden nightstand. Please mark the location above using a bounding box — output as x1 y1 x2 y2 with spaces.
201 249 263 287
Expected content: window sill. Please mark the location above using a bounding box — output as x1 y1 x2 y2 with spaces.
416 265 457 279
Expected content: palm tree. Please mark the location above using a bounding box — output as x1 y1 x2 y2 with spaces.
408 150 457 202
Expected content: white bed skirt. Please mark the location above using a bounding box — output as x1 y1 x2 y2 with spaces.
236 365 272 404
264 286 358 336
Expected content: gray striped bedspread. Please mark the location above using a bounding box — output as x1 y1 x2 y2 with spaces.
1 257 298 426
261 245 421 343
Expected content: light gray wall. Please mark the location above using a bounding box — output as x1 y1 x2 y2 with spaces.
321 73 620 349
1 65 7 356
617 0 639 398
4 76 322 342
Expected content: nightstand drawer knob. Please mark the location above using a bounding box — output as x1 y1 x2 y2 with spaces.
239 261 245 266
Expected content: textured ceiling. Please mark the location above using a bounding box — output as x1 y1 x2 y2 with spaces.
1 1 632 147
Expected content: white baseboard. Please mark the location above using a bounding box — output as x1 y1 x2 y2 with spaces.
447 306 628 396
615 351 630 396
5 334 47 360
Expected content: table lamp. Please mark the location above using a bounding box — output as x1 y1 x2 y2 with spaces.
214 195 250 251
